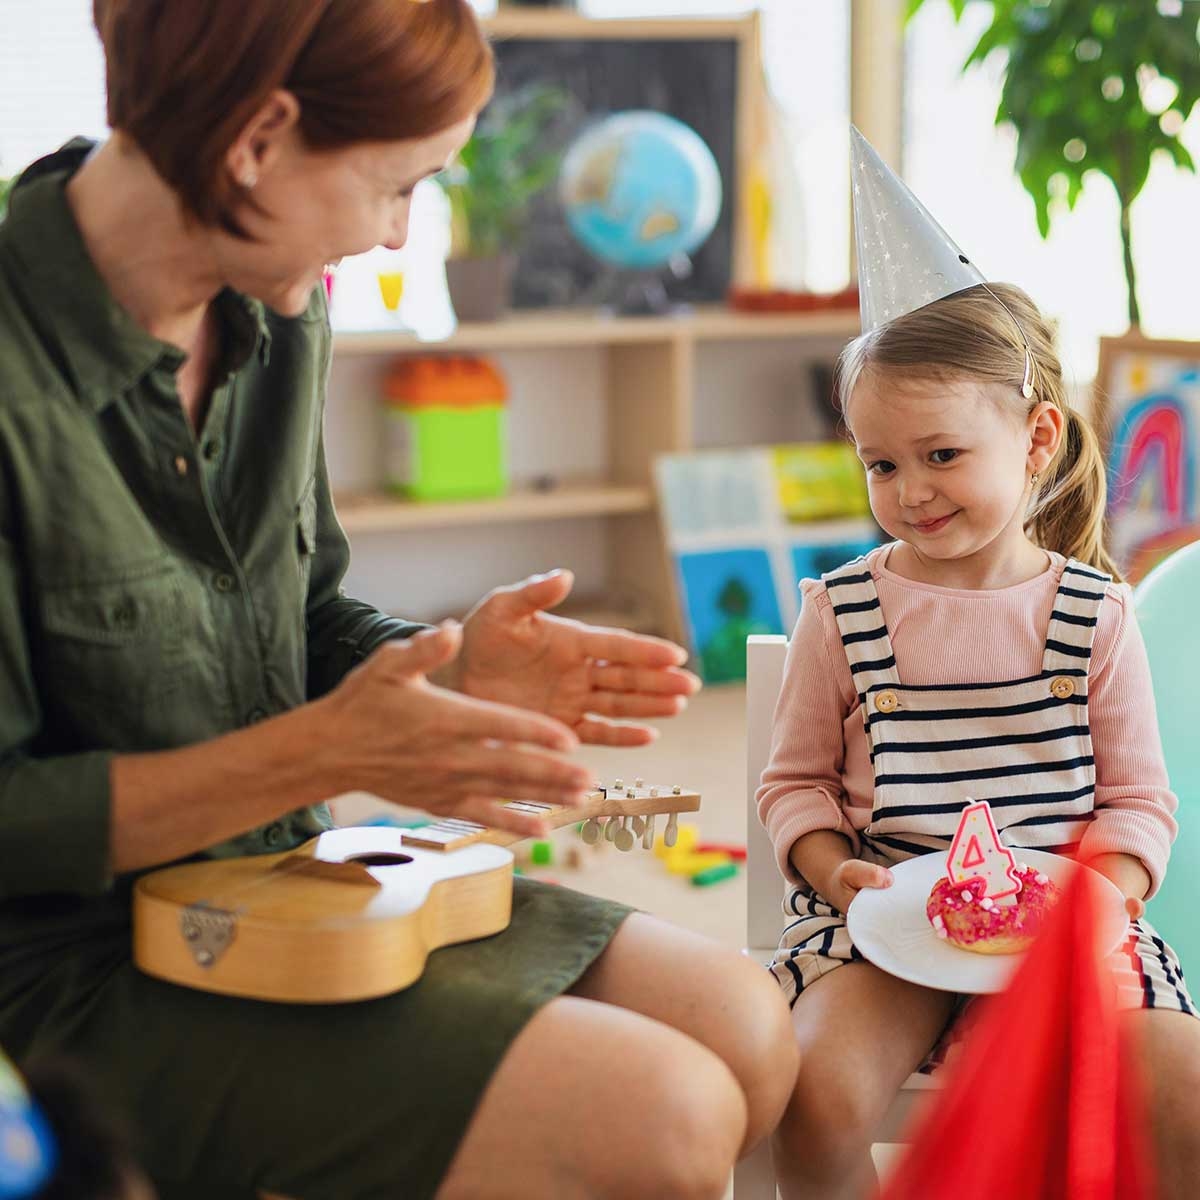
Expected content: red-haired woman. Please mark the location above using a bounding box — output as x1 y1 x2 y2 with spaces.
0 3 796 1197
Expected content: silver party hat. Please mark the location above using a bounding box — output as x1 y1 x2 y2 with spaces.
851 125 987 335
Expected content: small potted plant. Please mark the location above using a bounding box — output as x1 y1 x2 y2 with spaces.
440 84 568 322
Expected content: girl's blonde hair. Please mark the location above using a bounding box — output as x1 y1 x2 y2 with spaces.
835 282 1120 580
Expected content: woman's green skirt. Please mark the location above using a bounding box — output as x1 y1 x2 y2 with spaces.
0 878 632 1200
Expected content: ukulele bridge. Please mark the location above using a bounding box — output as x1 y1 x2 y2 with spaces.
180 902 237 969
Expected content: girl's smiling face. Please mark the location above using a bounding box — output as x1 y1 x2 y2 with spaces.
844 374 1043 570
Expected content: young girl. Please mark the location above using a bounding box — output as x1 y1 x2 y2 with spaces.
758 277 1200 1199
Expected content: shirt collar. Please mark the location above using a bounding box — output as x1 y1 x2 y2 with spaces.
1 138 272 412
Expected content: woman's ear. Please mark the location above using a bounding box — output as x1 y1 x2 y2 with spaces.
223 89 301 190
1027 399 1064 475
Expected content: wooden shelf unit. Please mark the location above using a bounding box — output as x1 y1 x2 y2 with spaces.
335 481 654 534
329 305 859 638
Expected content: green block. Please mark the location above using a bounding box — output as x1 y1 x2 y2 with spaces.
692 863 738 887
385 404 507 500
531 840 554 866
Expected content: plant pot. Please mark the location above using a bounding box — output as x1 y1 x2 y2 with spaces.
444 254 517 324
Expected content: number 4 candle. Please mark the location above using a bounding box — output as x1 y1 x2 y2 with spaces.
947 800 1022 901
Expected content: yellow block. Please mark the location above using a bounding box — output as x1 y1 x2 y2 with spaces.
664 852 732 876
653 822 699 860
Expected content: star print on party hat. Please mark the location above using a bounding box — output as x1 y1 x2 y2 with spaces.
850 125 987 334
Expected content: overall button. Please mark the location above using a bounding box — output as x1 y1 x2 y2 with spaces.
1049 676 1076 699
173 455 189 477
874 690 900 713
213 572 236 594
263 823 285 849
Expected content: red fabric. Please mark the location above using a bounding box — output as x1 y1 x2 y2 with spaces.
882 867 1155 1199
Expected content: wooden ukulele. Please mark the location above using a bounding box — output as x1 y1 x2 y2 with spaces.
133 781 700 1004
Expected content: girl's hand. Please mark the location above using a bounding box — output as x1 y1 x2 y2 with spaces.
315 622 593 838
826 858 894 915
1087 852 1151 922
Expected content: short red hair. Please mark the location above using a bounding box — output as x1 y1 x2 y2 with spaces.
93 0 494 232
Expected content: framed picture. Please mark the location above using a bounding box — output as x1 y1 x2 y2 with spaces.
1096 333 1200 583
654 445 880 681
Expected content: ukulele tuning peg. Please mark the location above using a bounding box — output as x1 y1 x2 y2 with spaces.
671 785 681 795
631 815 646 837
642 814 656 850
613 778 624 790
604 816 620 843
649 787 659 798
664 812 679 848
634 777 644 788
580 818 602 845
615 819 635 853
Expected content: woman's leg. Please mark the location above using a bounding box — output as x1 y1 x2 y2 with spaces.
773 962 954 1200
567 913 799 1154
436 993 747 1200
1124 1009 1200 1200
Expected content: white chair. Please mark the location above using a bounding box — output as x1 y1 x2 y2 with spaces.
733 635 940 1199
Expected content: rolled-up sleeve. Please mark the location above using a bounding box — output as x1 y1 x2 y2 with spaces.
756 582 860 886
1078 586 1177 897
0 534 114 899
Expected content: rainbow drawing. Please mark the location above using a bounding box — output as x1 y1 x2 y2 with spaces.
1107 393 1193 523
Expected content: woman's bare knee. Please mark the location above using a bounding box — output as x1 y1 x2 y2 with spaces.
437 996 746 1200
571 914 799 1154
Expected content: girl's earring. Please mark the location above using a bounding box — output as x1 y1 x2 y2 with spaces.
1030 471 1040 490
241 171 258 190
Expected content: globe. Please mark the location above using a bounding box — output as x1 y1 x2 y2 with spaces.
559 110 723 272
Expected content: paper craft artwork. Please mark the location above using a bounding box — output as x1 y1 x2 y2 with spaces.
947 800 1022 901
1103 343 1200 580
654 446 880 681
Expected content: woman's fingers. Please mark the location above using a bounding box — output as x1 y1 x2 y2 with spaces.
442 738 592 798
574 717 657 747
588 663 701 697
582 691 688 720
449 796 553 839
435 690 579 753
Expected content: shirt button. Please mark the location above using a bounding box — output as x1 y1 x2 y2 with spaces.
246 707 268 724
875 689 900 713
173 455 189 477
203 440 220 461
1050 676 1076 700
213 572 236 593
263 823 284 849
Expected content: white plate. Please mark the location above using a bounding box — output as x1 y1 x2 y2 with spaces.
845 848 1129 994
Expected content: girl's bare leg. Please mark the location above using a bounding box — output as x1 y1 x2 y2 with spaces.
1124 1009 1200 1200
773 962 955 1200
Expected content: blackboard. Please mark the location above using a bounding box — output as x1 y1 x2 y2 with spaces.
489 34 740 310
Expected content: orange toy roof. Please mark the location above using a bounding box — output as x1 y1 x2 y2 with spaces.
385 356 507 408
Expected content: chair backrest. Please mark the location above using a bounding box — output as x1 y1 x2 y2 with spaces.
746 635 790 951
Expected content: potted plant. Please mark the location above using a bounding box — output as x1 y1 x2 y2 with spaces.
440 83 568 322
909 0 1200 327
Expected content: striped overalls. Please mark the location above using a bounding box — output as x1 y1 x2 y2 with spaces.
769 554 1195 1019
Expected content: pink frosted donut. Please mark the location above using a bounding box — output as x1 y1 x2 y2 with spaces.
926 865 1060 955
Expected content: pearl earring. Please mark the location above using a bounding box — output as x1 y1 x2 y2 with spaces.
1030 471 1040 490
241 171 258 190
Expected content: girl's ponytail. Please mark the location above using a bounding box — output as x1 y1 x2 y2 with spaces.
1026 406 1122 581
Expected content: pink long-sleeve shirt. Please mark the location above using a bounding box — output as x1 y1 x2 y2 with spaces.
757 544 1178 896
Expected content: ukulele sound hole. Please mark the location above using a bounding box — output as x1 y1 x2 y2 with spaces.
347 852 414 867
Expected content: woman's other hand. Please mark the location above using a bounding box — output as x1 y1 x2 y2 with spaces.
441 570 701 747
317 622 592 837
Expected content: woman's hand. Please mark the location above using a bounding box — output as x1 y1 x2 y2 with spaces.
316 622 593 838
826 858 894 916
440 570 701 747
